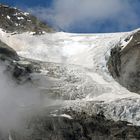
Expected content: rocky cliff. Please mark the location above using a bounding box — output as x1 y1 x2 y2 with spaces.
108 30 140 94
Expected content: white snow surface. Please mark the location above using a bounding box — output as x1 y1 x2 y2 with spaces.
0 28 140 125
51 113 73 120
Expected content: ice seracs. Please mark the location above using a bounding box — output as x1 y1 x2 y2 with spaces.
0 28 140 126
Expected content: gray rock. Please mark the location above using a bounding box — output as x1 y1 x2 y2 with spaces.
108 30 140 94
0 40 19 61
6 110 140 140
0 3 54 33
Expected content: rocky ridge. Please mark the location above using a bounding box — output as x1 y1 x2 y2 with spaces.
0 3 53 33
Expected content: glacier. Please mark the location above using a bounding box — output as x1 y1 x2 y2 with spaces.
0 27 140 128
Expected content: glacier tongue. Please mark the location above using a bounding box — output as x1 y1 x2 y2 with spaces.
0 28 140 126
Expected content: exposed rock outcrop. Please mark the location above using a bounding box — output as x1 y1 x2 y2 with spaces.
108 30 140 94
0 3 54 33
0 39 39 84
5 110 140 140
0 40 19 61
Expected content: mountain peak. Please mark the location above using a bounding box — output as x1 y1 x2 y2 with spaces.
0 3 54 33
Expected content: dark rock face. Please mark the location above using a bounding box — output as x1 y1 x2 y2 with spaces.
0 39 38 84
0 40 19 61
0 4 53 33
5 111 140 140
108 46 121 78
108 30 140 94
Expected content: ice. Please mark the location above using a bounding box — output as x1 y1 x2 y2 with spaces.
7 15 10 20
17 16 24 20
0 28 140 125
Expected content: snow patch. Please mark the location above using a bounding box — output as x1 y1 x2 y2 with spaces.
7 15 10 20
51 114 73 119
17 16 24 20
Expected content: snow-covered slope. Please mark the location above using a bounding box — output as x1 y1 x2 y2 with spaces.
0 28 140 126
0 29 125 68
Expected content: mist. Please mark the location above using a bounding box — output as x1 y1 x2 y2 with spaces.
28 0 140 32
0 62 59 134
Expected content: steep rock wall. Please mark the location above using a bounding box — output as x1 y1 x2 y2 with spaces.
108 30 140 93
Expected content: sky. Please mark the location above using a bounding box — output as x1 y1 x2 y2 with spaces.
1 0 140 33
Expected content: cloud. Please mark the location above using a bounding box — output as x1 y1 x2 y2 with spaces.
0 63 60 134
28 0 140 32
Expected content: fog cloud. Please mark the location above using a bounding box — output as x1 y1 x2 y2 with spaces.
28 0 140 32
0 63 60 135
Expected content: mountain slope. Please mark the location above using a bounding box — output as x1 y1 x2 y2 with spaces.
0 3 140 140
0 3 53 33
